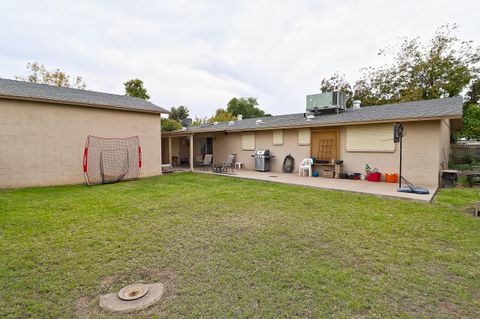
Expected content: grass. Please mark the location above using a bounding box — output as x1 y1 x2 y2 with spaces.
1 172 479 318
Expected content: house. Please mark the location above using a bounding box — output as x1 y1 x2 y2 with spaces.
162 96 463 188
0 78 168 188
0 78 463 190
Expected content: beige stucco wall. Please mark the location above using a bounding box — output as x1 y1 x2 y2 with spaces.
0 99 162 188
340 120 441 187
198 120 443 187
439 119 451 171
211 129 310 173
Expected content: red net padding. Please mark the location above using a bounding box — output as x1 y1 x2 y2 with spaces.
83 135 141 185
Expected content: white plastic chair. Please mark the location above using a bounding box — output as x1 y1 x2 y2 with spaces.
299 158 313 177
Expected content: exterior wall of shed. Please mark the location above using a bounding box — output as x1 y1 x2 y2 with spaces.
0 99 162 189
197 120 443 187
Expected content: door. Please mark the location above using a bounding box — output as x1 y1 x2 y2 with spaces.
206 137 213 155
311 130 339 161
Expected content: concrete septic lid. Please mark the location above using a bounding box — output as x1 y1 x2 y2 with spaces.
100 283 164 313
118 283 149 301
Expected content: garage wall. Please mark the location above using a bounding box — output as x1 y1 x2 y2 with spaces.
0 99 162 188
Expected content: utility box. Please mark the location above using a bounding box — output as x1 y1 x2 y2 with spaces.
306 91 347 113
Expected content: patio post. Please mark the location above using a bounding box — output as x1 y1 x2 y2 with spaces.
189 134 194 171
168 137 172 166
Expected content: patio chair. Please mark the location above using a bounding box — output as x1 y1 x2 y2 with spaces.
299 158 313 177
195 154 204 166
216 154 236 174
198 154 213 171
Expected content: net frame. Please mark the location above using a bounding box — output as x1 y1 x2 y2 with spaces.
83 135 142 186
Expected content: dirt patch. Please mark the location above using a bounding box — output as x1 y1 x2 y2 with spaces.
76 268 177 318
75 296 95 318
465 205 479 217
101 276 116 288
100 267 178 300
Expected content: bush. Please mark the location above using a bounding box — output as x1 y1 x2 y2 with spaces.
161 118 182 132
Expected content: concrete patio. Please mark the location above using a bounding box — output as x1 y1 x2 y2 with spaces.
194 168 436 202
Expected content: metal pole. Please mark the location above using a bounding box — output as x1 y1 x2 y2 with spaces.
189 134 194 172
168 137 172 166
399 131 402 189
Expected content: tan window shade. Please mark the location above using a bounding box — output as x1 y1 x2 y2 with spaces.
346 124 395 152
272 130 284 145
298 128 310 145
241 132 255 150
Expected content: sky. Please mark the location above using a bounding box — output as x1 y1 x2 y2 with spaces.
1 0 479 118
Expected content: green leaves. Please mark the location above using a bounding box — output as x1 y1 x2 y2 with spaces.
124 79 150 100
161 118 182 132
168 105 190 122
226 97 269 119
15 62 87 89
208 108 235 123
461 104 480 140
321 24 480 107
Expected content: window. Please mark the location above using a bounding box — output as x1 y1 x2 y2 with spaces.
298 128 310 145
272 130 283 145
346 124 395 152
241 132 255 150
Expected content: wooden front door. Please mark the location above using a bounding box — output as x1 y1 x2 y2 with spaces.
311 130 339 161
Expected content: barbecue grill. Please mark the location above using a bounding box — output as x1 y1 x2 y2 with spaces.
251 149 275 172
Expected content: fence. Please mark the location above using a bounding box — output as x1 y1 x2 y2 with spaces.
451 143 480 164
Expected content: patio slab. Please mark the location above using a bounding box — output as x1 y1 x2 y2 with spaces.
195 169 436 202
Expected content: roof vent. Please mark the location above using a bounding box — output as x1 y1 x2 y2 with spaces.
237 114 243 121
306 114 315 120
255 119 263 125
213 121 219 125
352 100 361 109
228 121 235 125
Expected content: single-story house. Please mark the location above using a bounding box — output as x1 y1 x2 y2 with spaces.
0 78 168 188
162 97 463 188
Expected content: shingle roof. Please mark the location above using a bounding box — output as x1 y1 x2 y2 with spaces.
167 97 463 135
0 78 168 114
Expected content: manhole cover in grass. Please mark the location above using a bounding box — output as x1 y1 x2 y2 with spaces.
100 283 164 313
118 283 149 301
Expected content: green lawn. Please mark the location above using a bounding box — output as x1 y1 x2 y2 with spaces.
1 173 479 318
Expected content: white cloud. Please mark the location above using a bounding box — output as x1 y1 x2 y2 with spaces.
1 0 479 117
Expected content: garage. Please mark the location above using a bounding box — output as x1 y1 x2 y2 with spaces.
0 78 168 188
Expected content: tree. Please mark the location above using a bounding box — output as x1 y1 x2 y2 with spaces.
161 118 182 132
461 79 480 140
320 72 354 107
226 97 271 119
466 79 480 105
208 108 236 123
15 62 86 89
124 79 150 100
356 24 479 105
461 104 480 140
191 116 208 127
320 24 480 106
169 105 190 122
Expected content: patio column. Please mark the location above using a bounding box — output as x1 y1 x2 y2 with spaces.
168 137 172 166
189 134 194 171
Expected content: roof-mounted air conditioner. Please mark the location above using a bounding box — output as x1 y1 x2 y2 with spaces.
306 91 347 113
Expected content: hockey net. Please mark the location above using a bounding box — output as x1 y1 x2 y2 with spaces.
83 135 142 185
